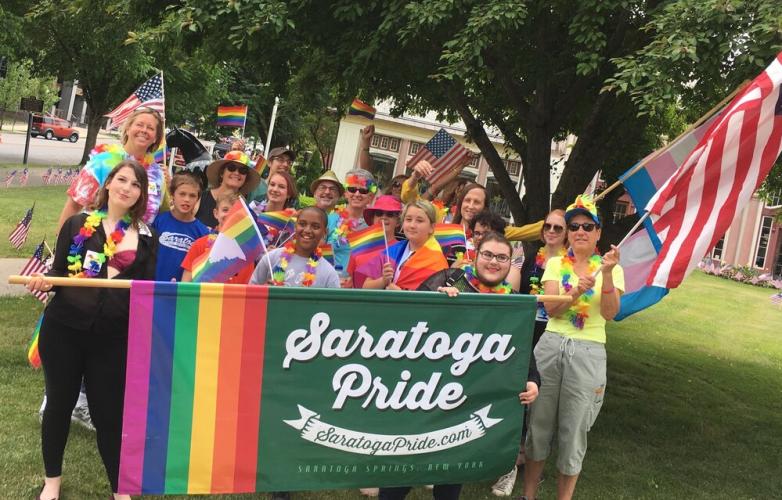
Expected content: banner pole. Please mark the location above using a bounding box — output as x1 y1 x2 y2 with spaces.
6 275 573 302
595 79 751 202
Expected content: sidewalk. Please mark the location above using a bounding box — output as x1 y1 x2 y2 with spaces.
0 258 31 296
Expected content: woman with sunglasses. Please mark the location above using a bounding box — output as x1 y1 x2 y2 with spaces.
522 195 623 500
384 174 409 200
196 150 261 228
347 195 402 289
326 169 378 283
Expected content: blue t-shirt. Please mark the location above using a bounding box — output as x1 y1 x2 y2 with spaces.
151 212 210 281
326 211 368 273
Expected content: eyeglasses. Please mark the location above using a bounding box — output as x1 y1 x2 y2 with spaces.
375 210 400 218
478 250 511 264
272 156 293 165
472 230 488 239
391 181 403 188
225 164 249 175
543 223 565 234
347 186 370 195
568 222 598 232
317 184 339 193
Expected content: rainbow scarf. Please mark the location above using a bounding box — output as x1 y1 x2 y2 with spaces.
217 105 248 128
347 224 385 258
347 98 375 120
191 199 263 283
386 236 448 290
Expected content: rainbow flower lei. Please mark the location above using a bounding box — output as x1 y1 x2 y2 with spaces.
331 206 363 244
344 174 378 194
271 241 322 287
464 265 512 294
560 249 602 329
529 246 567 295
67 211 131 278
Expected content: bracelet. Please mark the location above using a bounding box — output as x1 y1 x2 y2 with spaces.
601 287 615 294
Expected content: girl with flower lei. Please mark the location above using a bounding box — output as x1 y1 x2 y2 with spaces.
26 161 158 500
251 207 341 288
523 195 623 500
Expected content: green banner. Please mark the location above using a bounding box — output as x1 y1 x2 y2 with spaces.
120 284 535 494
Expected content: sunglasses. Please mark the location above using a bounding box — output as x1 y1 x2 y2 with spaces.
568 222 599 232
543 223 565 234
391 181 403 188
347 186 370 195
225 164 249 175
375 210 400 218
478 250 511 264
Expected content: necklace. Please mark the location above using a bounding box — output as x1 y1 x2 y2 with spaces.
464 265 512 294
559 249 602 329
271 241 322 287
331 206 362 244
67 211 131 278
529 246 566 295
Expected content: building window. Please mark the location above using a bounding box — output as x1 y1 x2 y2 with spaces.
754 216 773 268
769 190 781 207
711 236 724 260
502 159 521 176
612 202 628 223
468 154 481 168
371 133 400 152
774 240 782 278
409 141 423 155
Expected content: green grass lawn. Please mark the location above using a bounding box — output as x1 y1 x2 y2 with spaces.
0 181 67 258
1 272 780 499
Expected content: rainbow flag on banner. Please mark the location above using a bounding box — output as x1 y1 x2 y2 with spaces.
347 98 375 120
433 223 466 249
347 224 385 257
191 199 264 283
27 314 43 368
217 105 248 128
256 209 296 232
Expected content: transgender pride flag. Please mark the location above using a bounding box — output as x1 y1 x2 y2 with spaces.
615 113 719 319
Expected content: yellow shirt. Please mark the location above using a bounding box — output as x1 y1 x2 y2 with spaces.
542 256 624 344
400 178 544 241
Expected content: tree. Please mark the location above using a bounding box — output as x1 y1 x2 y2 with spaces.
154 1 782 225
26 0 155 163
0 60 59 130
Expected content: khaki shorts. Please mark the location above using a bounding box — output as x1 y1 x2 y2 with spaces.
524 330 607 476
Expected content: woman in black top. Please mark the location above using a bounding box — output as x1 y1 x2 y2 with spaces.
27 160 157 500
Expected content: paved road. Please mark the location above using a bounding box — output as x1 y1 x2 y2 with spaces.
0 258 32 297
0 129 119 166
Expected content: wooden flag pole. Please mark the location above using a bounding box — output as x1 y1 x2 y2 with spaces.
7 275 573 302
595 79 751 203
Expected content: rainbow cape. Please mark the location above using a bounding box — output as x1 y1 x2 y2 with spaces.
256 209 295 232
347 224 385 258
217 105 248 128
27 313 43 368
433 223 466 249
347 98 375 120
191 199 264 283
386 236 448 290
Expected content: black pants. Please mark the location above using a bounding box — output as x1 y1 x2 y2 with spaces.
38 314 127 492
379 484 462 500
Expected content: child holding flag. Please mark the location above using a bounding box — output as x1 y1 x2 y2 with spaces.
250 207 340 288
181 193 255 284
151 173 210 281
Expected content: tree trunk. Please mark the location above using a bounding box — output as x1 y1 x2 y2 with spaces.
522 123 554 221
80 111 104 165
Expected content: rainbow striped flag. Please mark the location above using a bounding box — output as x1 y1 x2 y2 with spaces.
153 141 166 165
256 209 295 232
319 242 334 265
217 105 248 128
347 224 385 257
27 314 43 368
191 199 264 283
347 98 375 120
433 223 467 249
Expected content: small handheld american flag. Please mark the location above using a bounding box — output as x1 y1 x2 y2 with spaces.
8 204 34 249
407 128 471 186
19 239 52 302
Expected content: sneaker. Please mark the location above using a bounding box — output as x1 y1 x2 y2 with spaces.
71 404 96 431
38 395 47 423
491 467 517 497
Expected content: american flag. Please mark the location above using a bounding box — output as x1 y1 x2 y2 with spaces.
105 73 165 129
8 204 34 249
771 292 782 306
4 169 17 187
19 168 29 186
645 52 782 289
41 168 52 185
19 240 52 302
406 128 471 186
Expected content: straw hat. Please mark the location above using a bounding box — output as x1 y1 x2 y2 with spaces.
310 170 344 196
205 151 259 196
